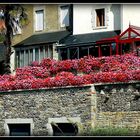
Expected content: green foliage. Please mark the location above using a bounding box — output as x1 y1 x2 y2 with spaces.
0 34 5 42
84 127 136 136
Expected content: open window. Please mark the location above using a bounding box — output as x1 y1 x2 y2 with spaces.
96 9 105 27
51 123 78 136
47 117 81 136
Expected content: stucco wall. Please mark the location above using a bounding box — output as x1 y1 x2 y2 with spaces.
121 4 140 31
73 4 121 35
12 5 34 46
12 4 61 46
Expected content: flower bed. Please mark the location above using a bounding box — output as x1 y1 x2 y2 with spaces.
0 54 139 91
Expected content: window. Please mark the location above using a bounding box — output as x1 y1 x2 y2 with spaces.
20 50 24 67
96 9 105 27
47 117 81 136
8 124 30 136
35 48 39 61
51 123 78 136
35 10 44 31
100 44 110 56
29 49 33 64
59 48 68 60
40 46 44 61
15 45 53 68
69 48 79 59
89 46 99 57
60 5 70 27
4 119 34 136
79 47 89 58
91 7 109 29
25 50 29 66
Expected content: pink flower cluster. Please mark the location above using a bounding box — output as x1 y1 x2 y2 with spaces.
0 54 139 91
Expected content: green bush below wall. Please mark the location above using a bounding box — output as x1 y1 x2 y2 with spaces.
84 127 139 136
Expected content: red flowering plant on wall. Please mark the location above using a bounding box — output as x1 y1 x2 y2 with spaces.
0 74 15 83
16 66 50 79
77 56 101 74
0 54 139 91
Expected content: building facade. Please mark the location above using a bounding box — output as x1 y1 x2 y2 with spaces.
11 4 140 73
11 4 72 73
58 4 140 60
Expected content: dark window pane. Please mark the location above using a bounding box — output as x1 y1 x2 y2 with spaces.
96 9 105 27
59 48 67 60
70 48 78 59
79 47 88 58
89 46 99 57
35 48 39 61
51 123 78 136
8 124 30 136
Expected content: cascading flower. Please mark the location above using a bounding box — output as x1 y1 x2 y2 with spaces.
0 54 139 91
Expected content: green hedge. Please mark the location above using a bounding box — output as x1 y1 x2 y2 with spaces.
84 127 139 136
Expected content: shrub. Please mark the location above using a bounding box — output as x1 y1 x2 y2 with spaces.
84 127 135 136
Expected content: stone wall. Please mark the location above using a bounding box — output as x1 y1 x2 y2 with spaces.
0 81 139 136
94 81 140 132
0 85 93 136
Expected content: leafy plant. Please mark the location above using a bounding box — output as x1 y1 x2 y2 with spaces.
84 127 135 136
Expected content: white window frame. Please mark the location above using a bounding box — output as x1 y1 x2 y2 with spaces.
4 118 34 136
34 5 45 32
15 44 53 68
46 117 81 136
59 5 70 28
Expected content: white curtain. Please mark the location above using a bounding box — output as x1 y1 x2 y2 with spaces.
60 6 69 27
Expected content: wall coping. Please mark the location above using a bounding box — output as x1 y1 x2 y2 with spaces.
0 80 139 95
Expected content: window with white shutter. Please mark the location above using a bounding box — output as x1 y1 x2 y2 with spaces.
60 5 70 27
35 10 44 31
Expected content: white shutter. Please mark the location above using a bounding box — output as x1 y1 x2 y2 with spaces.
60 6 69 27
105 7 110 27
91 8 96 29
35 10 44 31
